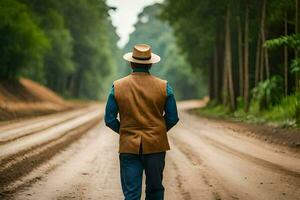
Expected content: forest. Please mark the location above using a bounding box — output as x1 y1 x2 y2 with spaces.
1 0 300 126
0 0 120 99
161 0 300 126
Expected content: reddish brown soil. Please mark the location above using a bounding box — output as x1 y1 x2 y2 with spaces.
0 78 79 122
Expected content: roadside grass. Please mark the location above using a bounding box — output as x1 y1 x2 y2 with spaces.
193 94 300 128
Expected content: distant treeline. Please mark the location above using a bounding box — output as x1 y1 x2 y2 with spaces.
162 0 300 117
0 0 120 100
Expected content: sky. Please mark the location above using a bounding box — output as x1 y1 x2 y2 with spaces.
106 0 163 48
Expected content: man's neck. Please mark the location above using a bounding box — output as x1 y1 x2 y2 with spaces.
132 67 150 73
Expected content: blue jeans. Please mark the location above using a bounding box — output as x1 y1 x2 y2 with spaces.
119 151 166 200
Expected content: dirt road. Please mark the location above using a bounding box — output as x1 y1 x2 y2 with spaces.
1 100 300 200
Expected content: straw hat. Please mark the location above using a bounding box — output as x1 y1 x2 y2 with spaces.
123 44 160 64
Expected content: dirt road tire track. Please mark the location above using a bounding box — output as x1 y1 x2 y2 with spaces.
0 116 102 195
169 138 236 200
0 108 95 145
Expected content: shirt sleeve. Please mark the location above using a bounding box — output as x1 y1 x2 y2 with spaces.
164 82 179 131
104 85 120 134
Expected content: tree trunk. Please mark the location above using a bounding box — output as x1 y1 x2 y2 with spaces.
218 29 225 104
222 25 228 106
237 16 244 97
284 9 288 96
296 0 299 91
255 33 261 86
209 59 215 100
224 5 235 110
244 1 250 112
222 54 229 106
213 36 219 102
260 40 265 81
261 0 270 80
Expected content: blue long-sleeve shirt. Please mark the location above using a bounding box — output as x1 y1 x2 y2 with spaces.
104 68 179 134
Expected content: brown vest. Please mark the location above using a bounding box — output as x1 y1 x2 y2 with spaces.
114 72 170 154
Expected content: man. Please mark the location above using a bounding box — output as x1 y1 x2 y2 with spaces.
105 44 179 200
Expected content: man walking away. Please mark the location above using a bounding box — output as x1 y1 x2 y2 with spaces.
105 44 179 200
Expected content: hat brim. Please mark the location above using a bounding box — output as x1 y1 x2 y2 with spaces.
123 52 160 64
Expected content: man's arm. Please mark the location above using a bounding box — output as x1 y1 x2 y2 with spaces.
104 85 120 133
164 82 179 131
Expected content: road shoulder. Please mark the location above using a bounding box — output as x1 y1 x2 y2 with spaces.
188 109 300 153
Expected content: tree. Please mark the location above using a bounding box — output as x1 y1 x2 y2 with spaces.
223 4 235 110
243 0 250 112
0 0 50 80
0 0 120 100
296 0 300 91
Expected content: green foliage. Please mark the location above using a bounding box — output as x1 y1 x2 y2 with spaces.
291 58 300 74
265 34 300 76
262 93 300 127
161 0 215 72
296 96 300 124
0 0 120 100
32 7 75 88
196 103 230 118
265 34 300 50
0 0 50 80
162 0 299 127
54 0 118 99
236 96 245 110
251 76 283 111
268 0 294 23
198 93 300 127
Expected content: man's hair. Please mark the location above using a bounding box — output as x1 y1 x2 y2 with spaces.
130 62 152 69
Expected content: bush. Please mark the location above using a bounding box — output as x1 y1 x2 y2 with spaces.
295 94 300 124
262 94 298 126
198 102 230 118
251 76 283 111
